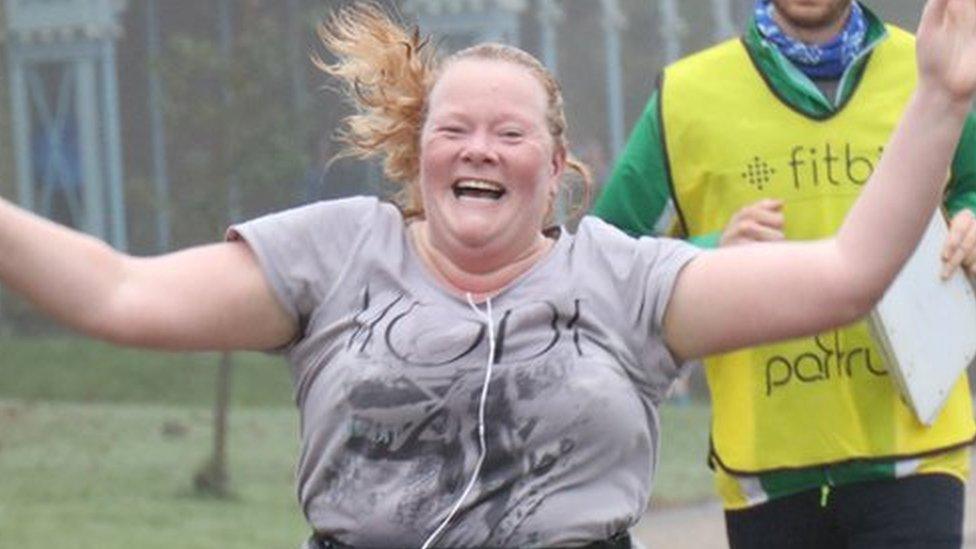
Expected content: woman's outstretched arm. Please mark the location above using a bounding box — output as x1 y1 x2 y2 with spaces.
0 199 296 351
664 0 976 362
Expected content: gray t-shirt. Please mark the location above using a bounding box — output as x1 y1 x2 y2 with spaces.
229 197 699 548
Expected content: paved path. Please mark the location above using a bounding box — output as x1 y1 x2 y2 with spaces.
633 455 976 548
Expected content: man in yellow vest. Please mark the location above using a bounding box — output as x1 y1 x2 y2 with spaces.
595 0 976 546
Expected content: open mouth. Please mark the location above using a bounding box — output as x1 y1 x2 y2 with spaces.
452 179 506 200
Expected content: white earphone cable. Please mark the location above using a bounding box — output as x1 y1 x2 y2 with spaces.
419 293 495 549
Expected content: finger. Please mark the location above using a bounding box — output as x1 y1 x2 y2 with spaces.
953 208 976 228
754 199 784 212
723 200 785 246
948 0 976 28
942 221 964 261
726 210 743 226
941 228 975 279
739 200 784 223
748 208 785 229
958 223 976 265
961 220 976 254
740 221 785 242
920 0 951 33
722 222 777 246
940 221 974 279
738 199 782 215
942 210 973 260
942 248 966 279
964 252 976 277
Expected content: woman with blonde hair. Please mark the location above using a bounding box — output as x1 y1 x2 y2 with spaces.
1 1 974 547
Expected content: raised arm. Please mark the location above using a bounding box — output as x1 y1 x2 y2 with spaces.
0 198 296 351
664 0 976 362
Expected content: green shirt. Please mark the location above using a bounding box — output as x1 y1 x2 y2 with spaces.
592 5 976 503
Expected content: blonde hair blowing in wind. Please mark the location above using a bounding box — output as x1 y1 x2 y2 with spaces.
314 2 593 223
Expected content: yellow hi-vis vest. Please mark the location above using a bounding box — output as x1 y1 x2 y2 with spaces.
661 27 975 474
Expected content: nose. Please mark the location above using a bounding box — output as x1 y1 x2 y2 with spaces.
460 132 498 165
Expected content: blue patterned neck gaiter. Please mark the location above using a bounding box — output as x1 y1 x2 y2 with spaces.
755 0 867 80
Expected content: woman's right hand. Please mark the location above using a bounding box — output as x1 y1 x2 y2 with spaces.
0 196 296 351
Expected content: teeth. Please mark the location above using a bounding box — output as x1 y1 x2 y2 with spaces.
454 179 503 192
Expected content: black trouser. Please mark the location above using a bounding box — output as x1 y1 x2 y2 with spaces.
725 473 965 549
308 530 631 549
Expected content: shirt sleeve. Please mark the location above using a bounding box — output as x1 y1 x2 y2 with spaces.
945 108 976 217
225 196 380 333
575 217 701 402
631 233 701 402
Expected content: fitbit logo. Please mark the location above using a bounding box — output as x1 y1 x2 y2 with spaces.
741 156 776 190
741 143 886 191
788 143 885 189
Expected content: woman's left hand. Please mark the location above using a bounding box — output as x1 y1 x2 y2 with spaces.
941 209 976 279
917 0 976 103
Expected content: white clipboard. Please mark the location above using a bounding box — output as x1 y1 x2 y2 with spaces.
868 212 976 426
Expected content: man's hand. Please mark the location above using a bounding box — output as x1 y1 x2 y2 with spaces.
719 199 785 247
941 209 976 279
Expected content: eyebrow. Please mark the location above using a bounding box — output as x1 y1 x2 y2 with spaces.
431 107 542 127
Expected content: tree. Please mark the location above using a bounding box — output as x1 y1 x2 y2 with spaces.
160 0 313 497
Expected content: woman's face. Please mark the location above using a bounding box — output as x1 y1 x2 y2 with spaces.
418 58 564 270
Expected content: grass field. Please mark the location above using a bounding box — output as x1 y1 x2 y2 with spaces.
0 337 293 406
0 401 307 548
0 336 714 548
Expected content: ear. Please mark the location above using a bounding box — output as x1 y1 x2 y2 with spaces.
549 145 567 197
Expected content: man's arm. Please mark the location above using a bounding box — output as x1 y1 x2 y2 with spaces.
945 108 976 214
592 91 721 247
941 108 976 277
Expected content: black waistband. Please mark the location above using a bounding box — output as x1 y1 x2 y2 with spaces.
309 530 632 549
